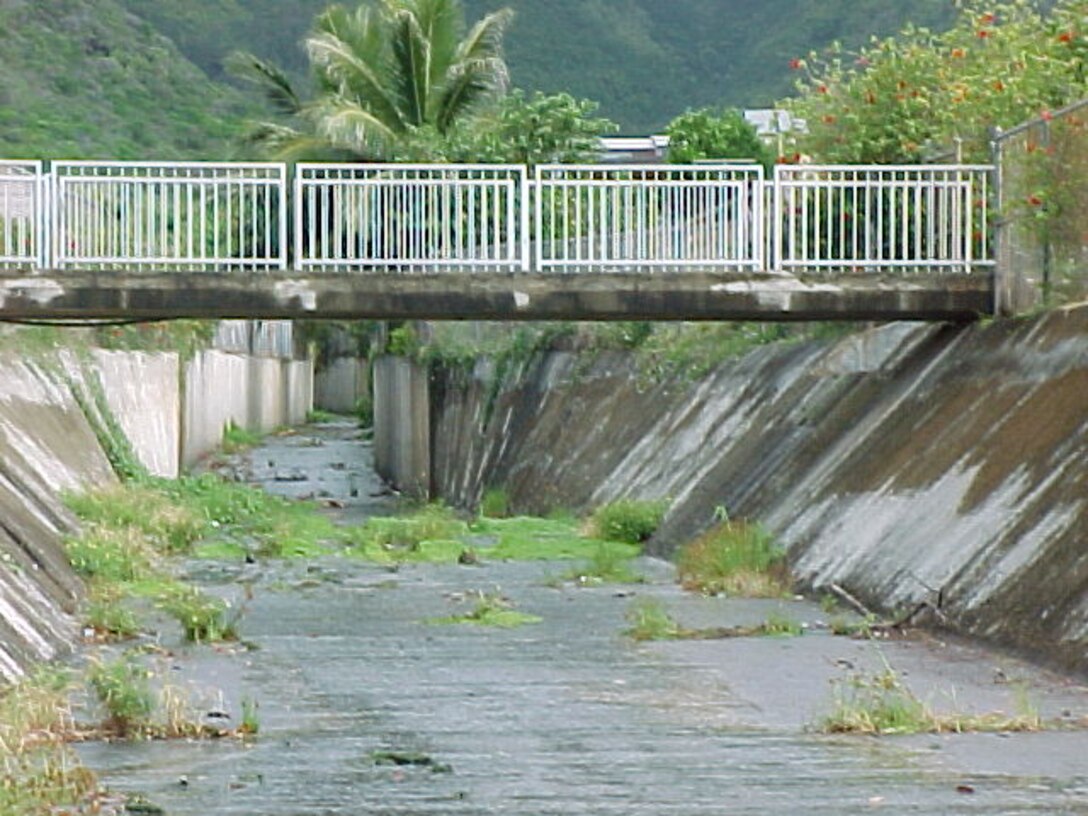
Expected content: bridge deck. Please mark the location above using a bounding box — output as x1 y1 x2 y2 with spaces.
0 269 992 322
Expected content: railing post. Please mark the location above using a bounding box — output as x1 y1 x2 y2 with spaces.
533 165 544 273
520 166 530 272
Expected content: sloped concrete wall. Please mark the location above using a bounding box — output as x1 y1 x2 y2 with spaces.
0 356 115 681
91 350 180 478
429 306 1088 672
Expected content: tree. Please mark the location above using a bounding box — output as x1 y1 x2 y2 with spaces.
430 90 617 165
665 108 774 170
785 0 1088 163
230 0 513 160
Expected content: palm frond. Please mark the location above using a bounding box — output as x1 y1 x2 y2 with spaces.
314 97 400 159
434 57 507 134
391 9 432 127
456 8 514 65
226 51 303 116
306 30 408 135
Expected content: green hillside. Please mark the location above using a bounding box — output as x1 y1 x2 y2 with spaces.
1 0 956 159
0 0 256 158
119 0 955 133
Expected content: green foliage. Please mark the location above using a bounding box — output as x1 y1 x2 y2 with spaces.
87 657 154 737
221 420 262 454
344 504 469 561
386 324 422 357
63 526 154 583
562 543 645 585
66 369 148 483
156 585 238 643
666 107 773 169
787 0 1088 163
624 598 686 641
588 499 668 545
110 0 954 136
240 698 261 736
93 321 216 360
86 589 141 640
65 484 204 554
426 590 541 628
480 488 510 518
434 90 618 165
677 518 789 597
233 0 514 160
0 0 254 158
822 661 1045 735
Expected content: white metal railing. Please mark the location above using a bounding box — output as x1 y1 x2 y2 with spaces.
296 164 528 271
535 164 765 271
0 160 997 277
0 161 44 269
773 165 993 274
51 162 287 271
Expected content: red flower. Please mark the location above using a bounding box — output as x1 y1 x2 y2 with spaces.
979 12 996 25
993 80 1005 91
977 29 990 39
1058 31 1075 43
1027 194 1044 207
950 47 966 58
789 57 803 70
817 84 829 94
1041 109 1054 121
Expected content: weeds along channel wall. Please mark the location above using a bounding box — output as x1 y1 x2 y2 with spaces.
0 346 312 681
425 305 1088 672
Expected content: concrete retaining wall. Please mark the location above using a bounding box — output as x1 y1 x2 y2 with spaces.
373 355 429 497
427 306 1088 672
315 357 369 414
0 341 314 680
182 351 313 466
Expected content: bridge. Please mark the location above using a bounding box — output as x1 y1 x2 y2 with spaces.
0 160 995 322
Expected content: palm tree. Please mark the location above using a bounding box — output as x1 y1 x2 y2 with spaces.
230 0 513 160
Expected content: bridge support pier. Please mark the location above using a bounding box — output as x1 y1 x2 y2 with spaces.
372 355 430 499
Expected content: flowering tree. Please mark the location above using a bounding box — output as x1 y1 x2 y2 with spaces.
785 1 1088 163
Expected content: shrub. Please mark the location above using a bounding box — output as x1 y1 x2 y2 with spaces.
588 499 668 545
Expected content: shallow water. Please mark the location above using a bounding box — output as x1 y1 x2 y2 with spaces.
77 420 1088 814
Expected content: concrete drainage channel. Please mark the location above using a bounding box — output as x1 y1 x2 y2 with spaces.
76 420 1088 814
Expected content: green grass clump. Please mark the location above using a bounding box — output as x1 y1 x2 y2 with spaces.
156 585 238 643
624 598 689 641
0 668 99 816
65 484 204 555
306 408 337 424
426 591 541 629
344 504 469 562
221 421 263 454
562 543 645 585
677 518 789 597
63 526 154 584
822 664 1044 736
87 657 153 738
480 517 640 562
479 488 510 519
588 499 668 545
85 587 141 641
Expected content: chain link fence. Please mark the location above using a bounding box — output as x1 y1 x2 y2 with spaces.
994 98 1088 313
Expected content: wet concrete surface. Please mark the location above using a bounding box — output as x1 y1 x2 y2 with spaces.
78 420 1088 814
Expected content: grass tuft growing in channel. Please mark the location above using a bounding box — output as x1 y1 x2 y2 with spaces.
677 517 789 598
821 662 1045 736
587 499 668 545
426 591 542 629
624 599 805 642
561 543 646 585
